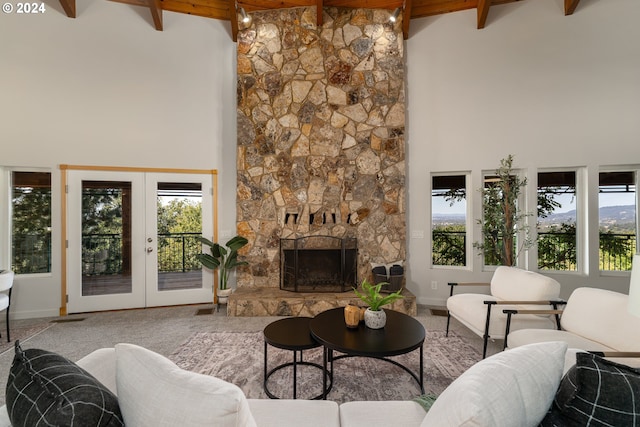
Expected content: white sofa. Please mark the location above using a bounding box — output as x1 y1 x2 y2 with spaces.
506 287 640 370
0 341 572 427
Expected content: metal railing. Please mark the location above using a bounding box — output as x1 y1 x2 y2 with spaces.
11 233 52 274
432 230 636 271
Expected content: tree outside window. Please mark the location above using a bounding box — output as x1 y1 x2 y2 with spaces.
12 171 52 274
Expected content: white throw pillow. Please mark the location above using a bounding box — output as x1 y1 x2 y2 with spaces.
421 341 568 427
115 343 257 427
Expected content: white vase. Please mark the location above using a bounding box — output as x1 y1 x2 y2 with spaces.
217 288 233 305
364 308 386 329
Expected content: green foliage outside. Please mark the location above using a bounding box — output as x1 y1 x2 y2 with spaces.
474 155 532 266
12 186 52 274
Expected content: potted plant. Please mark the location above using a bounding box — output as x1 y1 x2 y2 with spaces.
353 278 404 329
196 235 248 304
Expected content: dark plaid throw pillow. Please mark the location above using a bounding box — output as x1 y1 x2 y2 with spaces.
540 352 640 427
5 341 124 427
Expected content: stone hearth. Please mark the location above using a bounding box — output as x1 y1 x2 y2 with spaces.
227 287 416 317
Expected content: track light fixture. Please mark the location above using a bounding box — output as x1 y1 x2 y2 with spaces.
239 6 251 24
389 7 401 23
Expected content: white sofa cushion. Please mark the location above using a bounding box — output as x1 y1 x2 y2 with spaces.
339 401 426 427
508 329 614 353
559 287 640 351
115 343 257 427
248 399 340 427
421 341 568 427
490 266 561 302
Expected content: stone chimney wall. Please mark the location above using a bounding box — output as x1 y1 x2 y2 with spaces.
236 7 406 289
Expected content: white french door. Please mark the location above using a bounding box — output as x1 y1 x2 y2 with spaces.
66 169 214 313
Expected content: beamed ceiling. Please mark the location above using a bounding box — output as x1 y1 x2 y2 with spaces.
58 0 583 40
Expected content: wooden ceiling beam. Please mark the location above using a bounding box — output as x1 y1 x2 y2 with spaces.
148 0 164 30
476 0 490 29
231 0 240 42
317 0 323 27
564 0 580 15
402 0 411 39
59 0 76 18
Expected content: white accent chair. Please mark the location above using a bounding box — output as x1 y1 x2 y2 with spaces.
505 287 640 369
0 270 14 342
446 266 562 358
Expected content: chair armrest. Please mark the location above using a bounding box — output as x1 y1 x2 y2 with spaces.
487 300 566 306
589 351 640 358
502 305 565 350
447 282 490 297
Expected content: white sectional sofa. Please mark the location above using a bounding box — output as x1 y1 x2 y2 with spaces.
506 287 640 370
0 341 575 427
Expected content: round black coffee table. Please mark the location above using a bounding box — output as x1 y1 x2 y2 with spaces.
263 316 330 400
309 307 425 399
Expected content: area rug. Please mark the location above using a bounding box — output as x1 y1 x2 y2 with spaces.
0 322 55 356
170 330 482 404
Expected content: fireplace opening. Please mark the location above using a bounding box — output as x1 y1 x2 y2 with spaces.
280 236 357 293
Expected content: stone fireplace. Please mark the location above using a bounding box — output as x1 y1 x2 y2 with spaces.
230 6 415 316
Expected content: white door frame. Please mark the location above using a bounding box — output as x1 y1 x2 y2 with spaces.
61 165 218 315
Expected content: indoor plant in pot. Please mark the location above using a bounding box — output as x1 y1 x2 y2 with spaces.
196 235 248 304
353 278 404 329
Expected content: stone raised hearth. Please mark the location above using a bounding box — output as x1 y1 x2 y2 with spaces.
227 287 416 317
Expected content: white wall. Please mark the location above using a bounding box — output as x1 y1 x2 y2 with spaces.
1 0 639 317
406 0 640 305
0 0 236 318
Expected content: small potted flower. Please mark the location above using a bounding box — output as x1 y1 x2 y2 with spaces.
353 278 404 329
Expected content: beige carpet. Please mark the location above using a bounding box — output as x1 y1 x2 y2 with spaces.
170 330 482 404
0 323 54 357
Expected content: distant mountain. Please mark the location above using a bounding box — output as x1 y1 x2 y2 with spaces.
433 205 636 229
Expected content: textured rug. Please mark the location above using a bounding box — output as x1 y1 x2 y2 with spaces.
170 330 482 403
0 322 55 356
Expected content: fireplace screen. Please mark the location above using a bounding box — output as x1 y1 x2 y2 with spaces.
280 236 357 292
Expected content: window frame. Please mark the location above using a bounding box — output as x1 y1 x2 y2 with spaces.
597 166 638 274
535 167 584 275
3 167 54 276
430 171 472 270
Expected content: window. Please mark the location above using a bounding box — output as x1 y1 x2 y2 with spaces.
11 171 52 274
537 171 577 271
432 174 467 267
599 171 636 271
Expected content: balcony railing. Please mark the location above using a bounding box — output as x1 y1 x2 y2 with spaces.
81 232 202 275
432 230 636 271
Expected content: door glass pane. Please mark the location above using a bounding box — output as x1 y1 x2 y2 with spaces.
82 181 132 296
156 182 203 291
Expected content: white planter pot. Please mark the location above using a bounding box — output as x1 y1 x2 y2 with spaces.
364 308 386 329
217 288 233 305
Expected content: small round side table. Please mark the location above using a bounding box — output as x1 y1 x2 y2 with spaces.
263 316 330 400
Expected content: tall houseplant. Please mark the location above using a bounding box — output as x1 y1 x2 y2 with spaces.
353 278 404 329
197 235 248 291
473 155 533 266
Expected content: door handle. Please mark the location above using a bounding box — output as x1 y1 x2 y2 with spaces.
147 247 153 253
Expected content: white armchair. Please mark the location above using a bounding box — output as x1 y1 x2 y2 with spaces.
446 266 562 358
0 270 15 342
